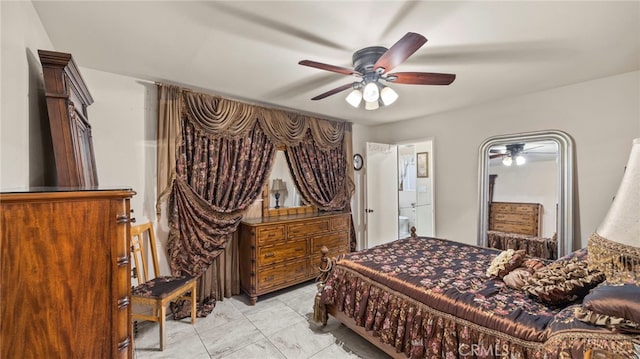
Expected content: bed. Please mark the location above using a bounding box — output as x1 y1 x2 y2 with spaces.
314 229 639 359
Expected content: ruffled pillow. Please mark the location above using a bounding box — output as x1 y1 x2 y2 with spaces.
486 249 526 278
522 257 605 305
503 268 532 290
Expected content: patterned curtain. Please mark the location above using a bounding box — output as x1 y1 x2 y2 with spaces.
285 131 351 211
168 121 275 276
157 84 354 312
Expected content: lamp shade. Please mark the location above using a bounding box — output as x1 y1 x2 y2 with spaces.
345 89 362 108
362 82 379 102
589 138 640 284
271 179 286 193
380 86 398 106
365 100 379 111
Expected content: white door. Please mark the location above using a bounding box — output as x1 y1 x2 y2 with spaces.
365 142 398 248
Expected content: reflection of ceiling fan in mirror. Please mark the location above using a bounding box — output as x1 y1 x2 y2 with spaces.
490 143 556 166
298 32 456 110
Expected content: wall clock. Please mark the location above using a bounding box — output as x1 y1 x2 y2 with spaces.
353 153 363 171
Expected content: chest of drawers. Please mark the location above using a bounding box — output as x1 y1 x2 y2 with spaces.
489 201 542 236
238 212 350 304
0 188 135 358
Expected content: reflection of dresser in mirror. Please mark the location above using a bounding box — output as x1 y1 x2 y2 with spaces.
238 149 350 304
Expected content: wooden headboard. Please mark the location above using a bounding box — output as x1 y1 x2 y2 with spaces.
489 201 542 236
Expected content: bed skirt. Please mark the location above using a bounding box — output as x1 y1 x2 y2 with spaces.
318 265 637 359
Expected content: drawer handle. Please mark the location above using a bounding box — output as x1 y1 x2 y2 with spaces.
264 253 275 258
116 256 129 266
265 275 275 282
117 296 130 309
268 233 276 237
118 337 131 351
115 214 131 224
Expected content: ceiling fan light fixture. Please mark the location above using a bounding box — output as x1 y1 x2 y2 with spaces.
365 100 379 111
502 156 513 166
380 86 398 106
362 82 380 102
515 155 526 166
345 89 363 108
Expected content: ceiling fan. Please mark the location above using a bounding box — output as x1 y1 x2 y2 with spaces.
298 32 456 110
490 143 558 166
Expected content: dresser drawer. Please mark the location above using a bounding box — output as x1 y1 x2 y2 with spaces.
492 223 536 235
257 225 285 245
309 245 348 275
311 232 348 254
491 212 538 225
257 239 307 267
331 215 350 232
287 219 330 238
257 259 307 291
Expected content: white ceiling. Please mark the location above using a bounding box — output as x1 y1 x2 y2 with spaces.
33 1 640 126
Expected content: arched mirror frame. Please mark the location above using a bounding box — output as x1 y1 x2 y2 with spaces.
477 130 574 258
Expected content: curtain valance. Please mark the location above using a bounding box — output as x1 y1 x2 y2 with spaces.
183 91 345 148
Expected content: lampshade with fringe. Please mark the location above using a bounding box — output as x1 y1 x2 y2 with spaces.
588 138 640 284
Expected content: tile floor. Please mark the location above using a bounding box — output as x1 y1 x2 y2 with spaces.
133 281 389 359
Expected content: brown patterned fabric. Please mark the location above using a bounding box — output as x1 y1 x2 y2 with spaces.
487 249 527 278
488 230 558 260
132 276 196 298
523 258 605 306
285 131 352 211
319 237 638 358
582 284 640 324
574 307 640 333
158 84 356 310
168 121 275 278
503 268 533 290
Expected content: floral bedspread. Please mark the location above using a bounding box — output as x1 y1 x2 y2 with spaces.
320 237 636 358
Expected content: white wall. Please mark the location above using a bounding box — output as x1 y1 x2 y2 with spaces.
0 1 54 188
371 71 640 249
80 68 157 224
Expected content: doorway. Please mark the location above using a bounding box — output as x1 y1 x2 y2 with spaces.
364 140 434 249
398 141 434 238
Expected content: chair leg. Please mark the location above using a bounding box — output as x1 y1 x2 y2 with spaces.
191 285 197 324
159 305 166 351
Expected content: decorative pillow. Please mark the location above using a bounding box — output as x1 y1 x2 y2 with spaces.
522 258 605 305
583 284 640 324
574 307 640 333
503 268 532 290
521 258 546 272
486 249 527 278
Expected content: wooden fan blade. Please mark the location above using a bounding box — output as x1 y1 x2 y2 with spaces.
387 72 456 85
299 60 362 76
374 32 427 73
490 153 506 159
311 83 355 100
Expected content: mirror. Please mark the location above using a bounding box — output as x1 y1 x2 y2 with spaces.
263 150 315 217
478 130 574 259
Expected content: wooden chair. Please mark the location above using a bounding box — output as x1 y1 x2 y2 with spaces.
130 222 197 351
